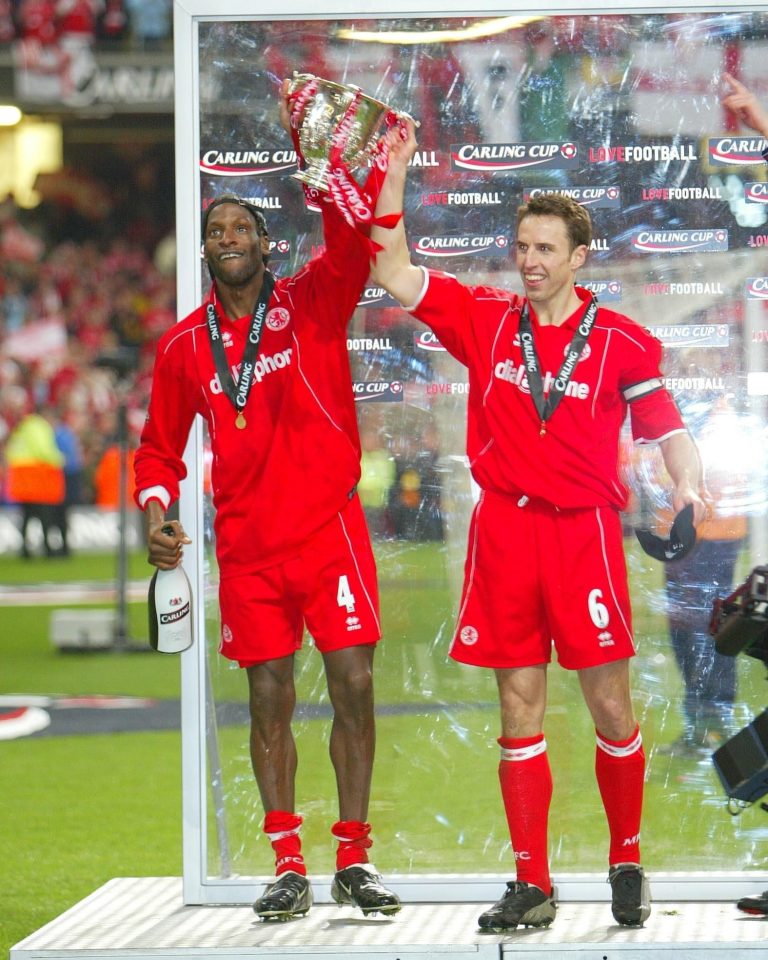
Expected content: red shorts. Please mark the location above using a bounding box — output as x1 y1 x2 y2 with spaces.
449 490 635 670
218 495 381 667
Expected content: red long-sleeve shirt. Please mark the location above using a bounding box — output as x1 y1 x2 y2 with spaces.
134 202 370 577
413 273 685 510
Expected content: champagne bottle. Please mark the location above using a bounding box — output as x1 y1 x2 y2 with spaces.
148 525 194 653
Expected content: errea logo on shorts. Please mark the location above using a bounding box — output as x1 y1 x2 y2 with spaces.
221 624 233 644
598 630 614 647
459 625 479 645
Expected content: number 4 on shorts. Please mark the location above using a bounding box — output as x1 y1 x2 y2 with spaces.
337 575 356 613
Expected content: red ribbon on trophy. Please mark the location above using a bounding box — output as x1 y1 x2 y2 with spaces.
286 74 409 257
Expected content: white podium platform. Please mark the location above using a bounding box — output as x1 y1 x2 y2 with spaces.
9 877 768 960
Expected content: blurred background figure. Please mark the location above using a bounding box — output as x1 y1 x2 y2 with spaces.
388 424 443 542
124 0 171 51
93 408 136 510
4 404 65 557
661 393 750 755
51 405 86 555
358 427 396 538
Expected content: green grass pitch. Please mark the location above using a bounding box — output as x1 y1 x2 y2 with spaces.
1 541 766 954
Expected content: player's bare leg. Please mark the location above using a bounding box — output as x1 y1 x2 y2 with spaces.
324 645 400 915
247 656 298 811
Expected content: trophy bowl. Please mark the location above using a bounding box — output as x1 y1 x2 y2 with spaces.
288 73 398 192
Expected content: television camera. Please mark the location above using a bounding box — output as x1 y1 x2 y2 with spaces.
708 565 768 813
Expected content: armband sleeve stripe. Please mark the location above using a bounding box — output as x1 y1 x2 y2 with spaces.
622 377 663 402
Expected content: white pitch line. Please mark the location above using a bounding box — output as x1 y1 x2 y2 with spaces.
0 581 151 605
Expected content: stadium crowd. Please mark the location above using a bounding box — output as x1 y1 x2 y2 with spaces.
0 186 444 550
0 185 176 531
0 0 172 51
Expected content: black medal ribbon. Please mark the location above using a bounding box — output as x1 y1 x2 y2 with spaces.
205 272 276 422
518 294 598 433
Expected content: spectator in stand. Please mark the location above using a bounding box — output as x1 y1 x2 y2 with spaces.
98 0 128 44
55 0 104 45
17 0 59 44
124 0 171 51
55 0 104 94
0 382 28 450
0 0 14 41
1 276 29 335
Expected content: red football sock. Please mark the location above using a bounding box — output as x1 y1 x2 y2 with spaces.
498 734 552 893
595 725 645 866
331 820 372 871
263 810 306 876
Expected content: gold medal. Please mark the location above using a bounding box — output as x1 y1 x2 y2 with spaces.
235 412 247 429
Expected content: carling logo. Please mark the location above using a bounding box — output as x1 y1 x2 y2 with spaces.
200 147 298 177
745 182 768 204
352 381 404 403
414 331 446 352
268 238 291 261
651 324 730 347
524 186 621 209
357 286 399 308
631 229 728 253
413 234 510 259
580 280 622 303
708 137 767 166
746 277 768 299
450 141 578 172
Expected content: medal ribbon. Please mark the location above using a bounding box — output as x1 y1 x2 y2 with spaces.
205 271 276 421
517 294 598 432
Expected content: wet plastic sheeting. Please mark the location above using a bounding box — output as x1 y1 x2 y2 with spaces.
194 13 768 881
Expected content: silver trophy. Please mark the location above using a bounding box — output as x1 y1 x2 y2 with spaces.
288 73 401 192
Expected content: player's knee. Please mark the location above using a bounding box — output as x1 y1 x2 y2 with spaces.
329 664 373 715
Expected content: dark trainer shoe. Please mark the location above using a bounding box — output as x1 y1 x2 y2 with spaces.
477 881 557 932
737 890 768 916
609 863 651 927
331 863 401 916
253 870 312 921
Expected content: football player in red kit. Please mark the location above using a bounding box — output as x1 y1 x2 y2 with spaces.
134 82 400 921
369 120 705 931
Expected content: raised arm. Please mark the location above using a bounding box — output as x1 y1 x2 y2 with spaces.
369 119 427 307
721 72 768 138
658 431 706 525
